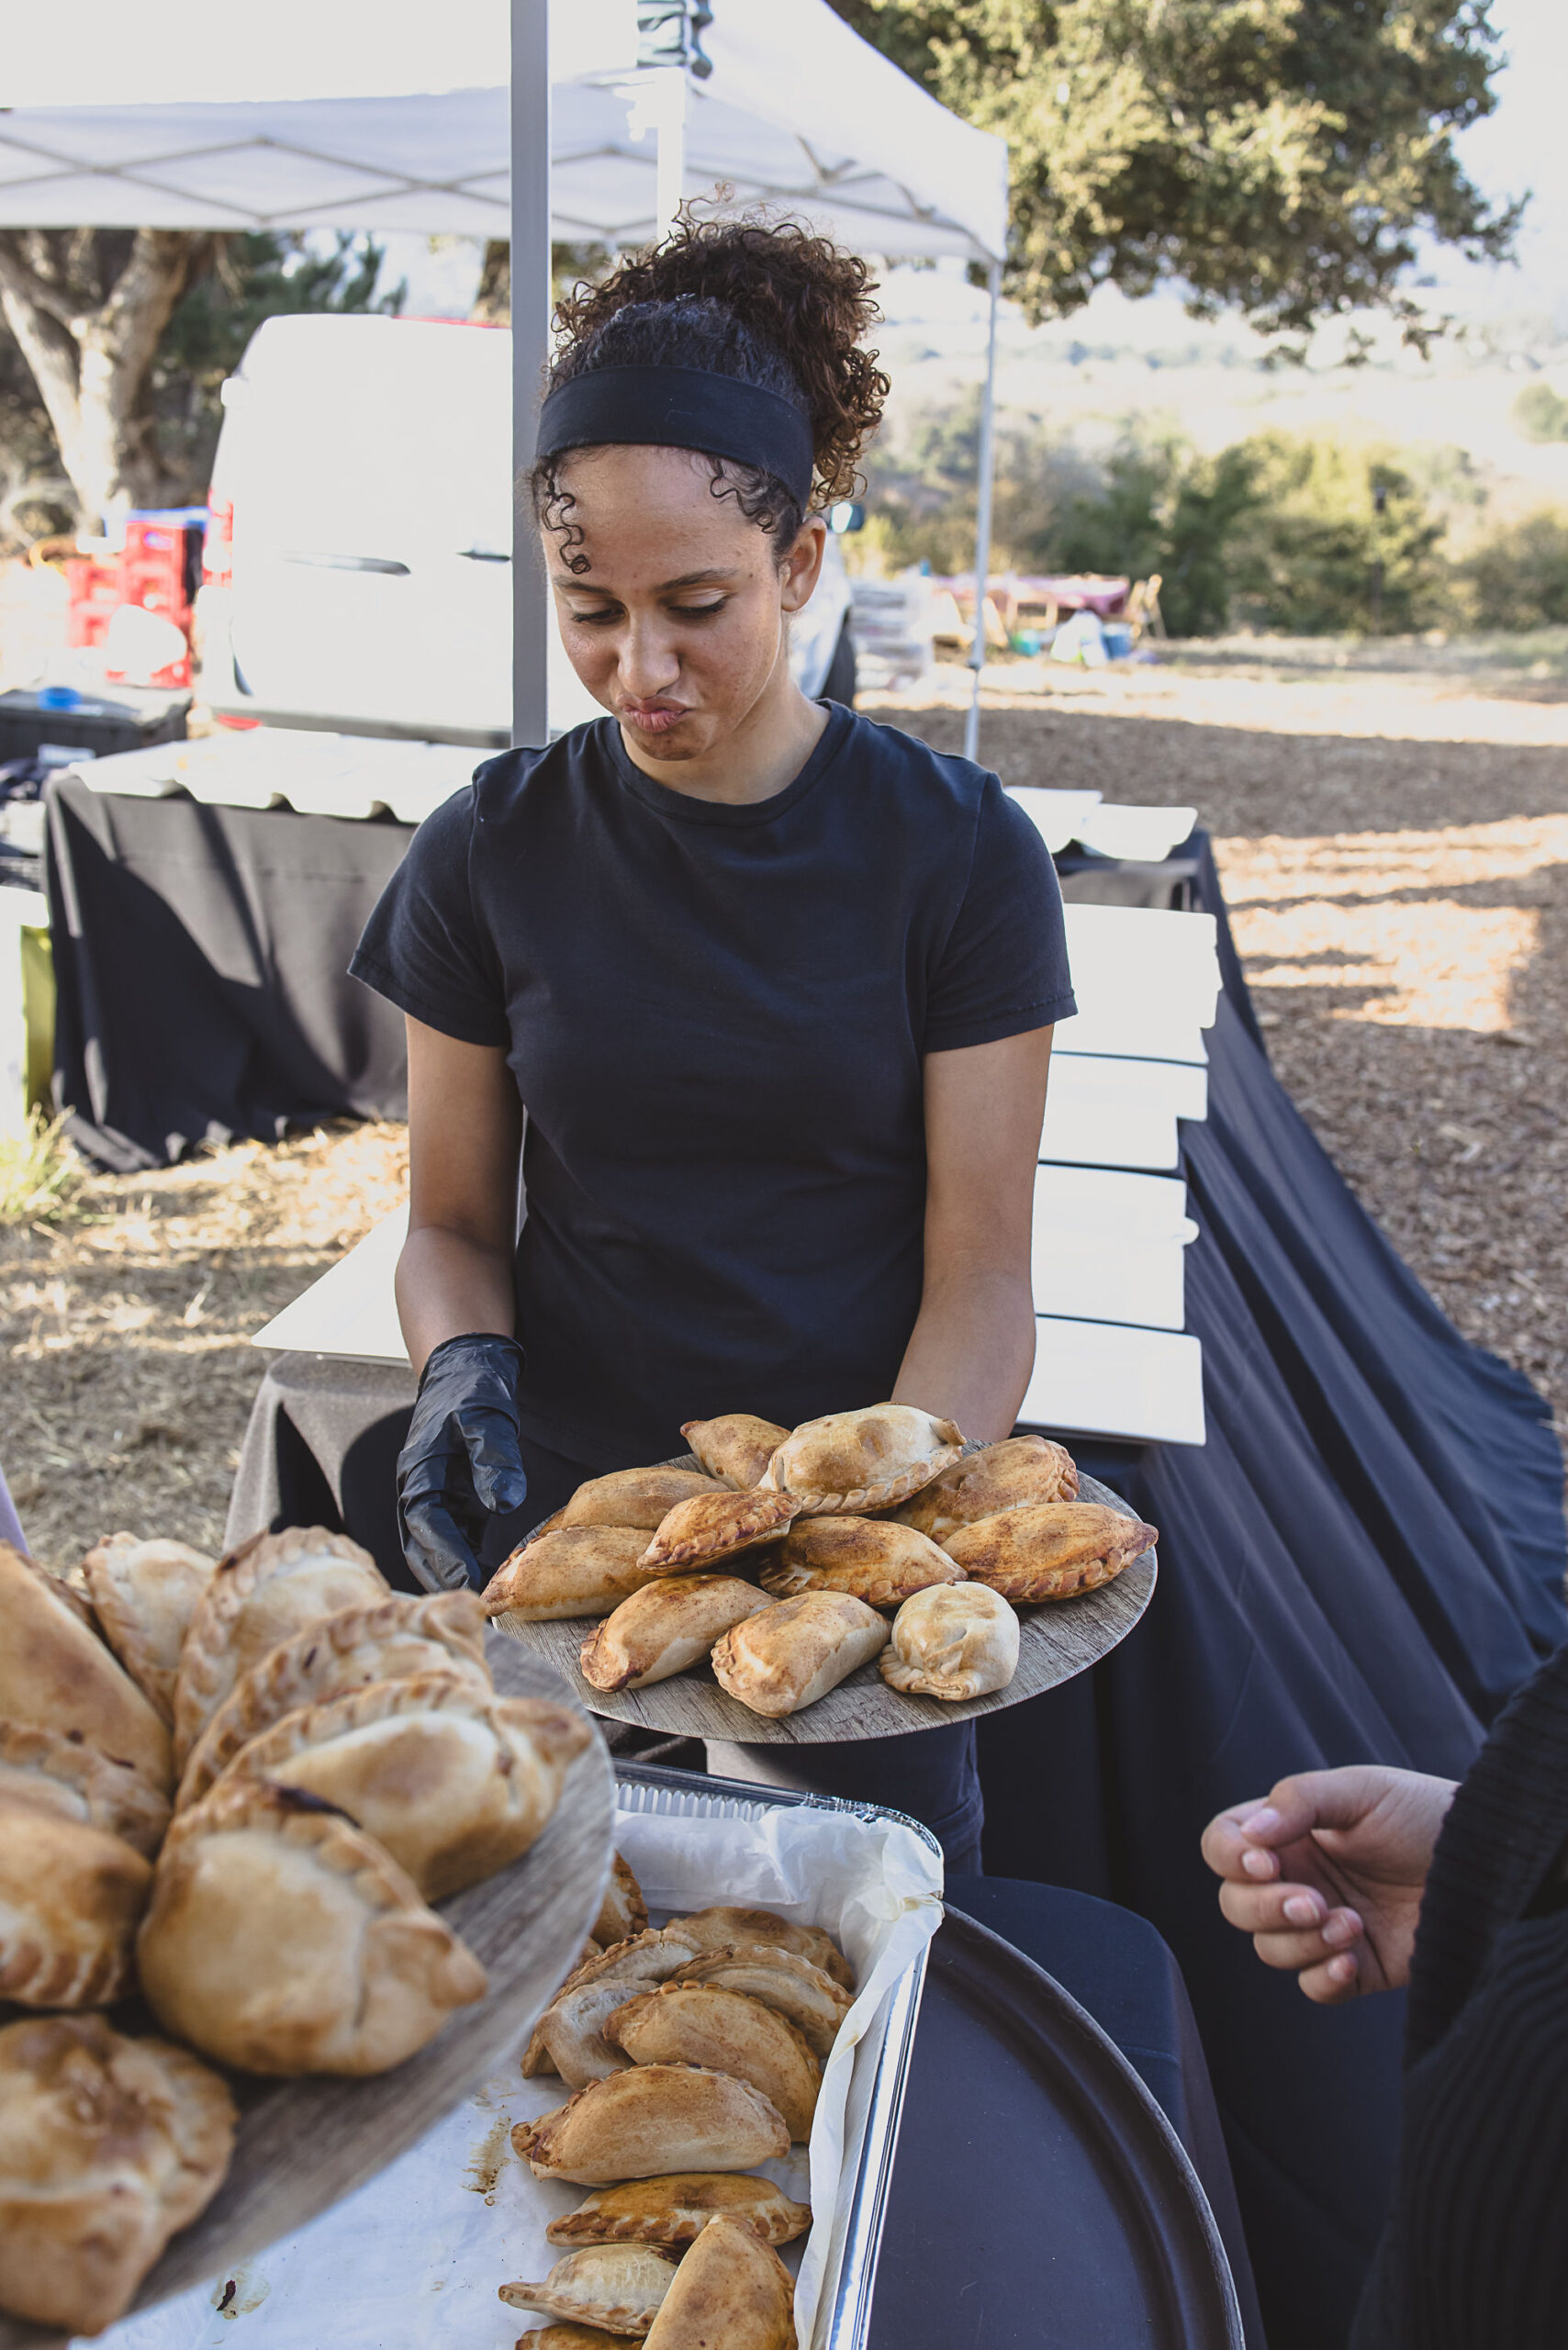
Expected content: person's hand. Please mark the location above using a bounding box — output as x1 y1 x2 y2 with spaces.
1201 1765 1458 2004
397 1333 529 1592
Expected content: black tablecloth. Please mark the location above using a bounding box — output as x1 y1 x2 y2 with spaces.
45 778 411 1170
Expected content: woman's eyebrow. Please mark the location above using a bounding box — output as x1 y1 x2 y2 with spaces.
659 567 741 589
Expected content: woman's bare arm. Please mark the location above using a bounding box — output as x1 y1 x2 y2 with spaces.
396 1015 523 1376
891 1026 1053 1441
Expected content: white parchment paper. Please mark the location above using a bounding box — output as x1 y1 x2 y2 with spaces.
91 1785 942 2350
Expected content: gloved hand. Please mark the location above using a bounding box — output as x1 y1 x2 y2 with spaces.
397 1332 529 1592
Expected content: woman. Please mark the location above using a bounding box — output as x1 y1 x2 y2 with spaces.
1202 1641 1568 2348
352 217 1075 1864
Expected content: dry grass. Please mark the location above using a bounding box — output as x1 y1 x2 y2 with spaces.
4 643 1565 1569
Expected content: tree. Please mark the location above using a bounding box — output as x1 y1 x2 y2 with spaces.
0 229 401 534
829 0 1520 346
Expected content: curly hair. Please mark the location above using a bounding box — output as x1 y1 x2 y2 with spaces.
532 211 888 572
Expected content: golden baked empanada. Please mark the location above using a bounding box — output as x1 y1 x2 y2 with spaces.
679 1416 790 1491
0 2014 235 2334
173 1527 386 1765
0 1540 171 1791
637 1490 796 1577
711 1592 889 1717
593 1852 648 1950
81 1532 217 1725
606 1985 822 2141
514 2065 789 2185
484 1527 666 1623
548 2171 812 2250
944 1501 1158 1602
580 1575 771 1693
667 1908 852 1990
669 1948 852 2056
642 2211 796 2350
526 1929 701 2087
211 1672 590 1901
881 1581 1020 1700
895 1433 1079 1541
500 2245 677 2334
174 1588 490 1811
0 1800 152 2009
759 1404 964 1516
560 1467 724 1531
513 2329 628 2350
138 1779 487 2075
760 1516 966 1610
0 1721 170 1857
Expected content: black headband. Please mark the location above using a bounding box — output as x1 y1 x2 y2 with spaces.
536 364 815 509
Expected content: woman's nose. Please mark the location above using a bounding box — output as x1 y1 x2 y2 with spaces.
619 620 681 699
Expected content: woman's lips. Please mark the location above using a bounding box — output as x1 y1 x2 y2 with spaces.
620 700 689 735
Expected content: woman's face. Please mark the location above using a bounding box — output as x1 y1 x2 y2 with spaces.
545 443 825 765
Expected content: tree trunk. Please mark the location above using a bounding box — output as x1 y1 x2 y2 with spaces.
0 229 216 532
473 239 510 326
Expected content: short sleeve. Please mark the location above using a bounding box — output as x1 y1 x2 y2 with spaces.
923 776 1077 1053
349 785 510 1047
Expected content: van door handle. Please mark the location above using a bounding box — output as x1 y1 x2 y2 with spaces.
283 553 409 575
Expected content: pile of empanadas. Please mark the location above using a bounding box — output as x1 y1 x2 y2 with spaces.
505 1859 849 2347
485 1407 1157 1717
0 1525 594 2335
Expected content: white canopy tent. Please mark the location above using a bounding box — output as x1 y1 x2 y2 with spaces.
1 0 1008 748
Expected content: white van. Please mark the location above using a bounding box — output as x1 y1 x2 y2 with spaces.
196 313 856 747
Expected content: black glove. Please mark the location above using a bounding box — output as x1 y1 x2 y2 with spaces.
397 1333 529 1592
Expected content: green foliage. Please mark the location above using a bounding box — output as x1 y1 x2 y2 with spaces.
1222 438 1449 633
0 1112 84 1229
1457 510 1568 630
1512 381 1568 445
830 0 1518 343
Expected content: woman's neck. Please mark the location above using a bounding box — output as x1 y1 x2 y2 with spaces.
619 667 830 806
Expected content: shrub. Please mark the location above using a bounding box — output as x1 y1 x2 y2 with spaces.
1513 382 1568 445
1458 509 1568 630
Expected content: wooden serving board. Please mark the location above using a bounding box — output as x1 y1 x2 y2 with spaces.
0 1644 615 2350
494 1469 1156 1745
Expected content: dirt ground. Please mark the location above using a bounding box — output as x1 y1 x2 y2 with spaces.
4 648 1565 1570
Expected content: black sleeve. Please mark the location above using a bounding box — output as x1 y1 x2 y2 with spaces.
923 774 1078 1053
349 785 510 1048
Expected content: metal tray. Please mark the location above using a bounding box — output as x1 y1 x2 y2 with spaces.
868 1907 1244 2349
616 1760 938 2350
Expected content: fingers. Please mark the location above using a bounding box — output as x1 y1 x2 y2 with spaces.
1219 1882 1365 1963
462 1410 531 1519
1296 1953 1363 2006
400 1495 484 1593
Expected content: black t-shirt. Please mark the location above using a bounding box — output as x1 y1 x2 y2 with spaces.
352 703 1075 1466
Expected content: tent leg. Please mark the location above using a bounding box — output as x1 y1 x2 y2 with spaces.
654 66 688 231
963 258 1002 767
511 0 552 748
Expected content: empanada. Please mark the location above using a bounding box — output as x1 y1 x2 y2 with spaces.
642 2212 797 2350
666 1908 852 1991
0 1722 169 1857
0 2014 235 2334
137 1778 487 2075
560 1467 724 1531
513 2330 628 2349
548 2172 812 2251
484 1528 667 1623
580 1576 771 1693
944 1501 1158 1601
80 1533 217 1725
637 1490 796 1576
711 1592 889 1718
759 1404 964 1516
593 1852 648 1950
174 1588 491 1811
173 1528 387 1765
0 1541 172 1791
895 1433 1079 1540
525 1929 703 2087
759 1516 965 1610
880 1582 1020 1700
668 1948 852 2057
679 1416 790 1491
514 2065 789 2185
606 1985 821 2141
0 1800 152 2009
210 1673 590 1902
500 2246 677 2334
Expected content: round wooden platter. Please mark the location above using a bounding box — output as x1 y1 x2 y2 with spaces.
0 1645 615 2350
492 1467 1156 1745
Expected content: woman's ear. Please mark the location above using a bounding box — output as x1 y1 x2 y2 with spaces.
778 517 828 614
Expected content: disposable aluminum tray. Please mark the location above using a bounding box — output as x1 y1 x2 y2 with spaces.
615 1760 937 2350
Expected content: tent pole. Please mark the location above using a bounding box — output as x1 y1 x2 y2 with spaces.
963 257 1002 767
511 0 552 748
655 66 688 231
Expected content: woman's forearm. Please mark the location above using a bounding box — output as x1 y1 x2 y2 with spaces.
396 1223 518 1378
891 1267 1037 1443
